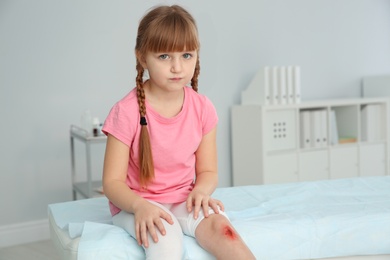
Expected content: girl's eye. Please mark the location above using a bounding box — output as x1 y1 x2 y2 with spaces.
159 54 169 60
183 53 192 59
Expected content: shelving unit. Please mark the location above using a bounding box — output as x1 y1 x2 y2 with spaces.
70 125 106 199
231 98 389 186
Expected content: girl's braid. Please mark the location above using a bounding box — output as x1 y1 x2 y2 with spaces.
136 61 146 117
191 56 200 92
135 60 154 187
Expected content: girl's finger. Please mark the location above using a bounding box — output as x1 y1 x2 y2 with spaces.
193 196 202 219
209 200 220 214
161 211 174 225
135 222 142 246
140 222 149 248
202 199 210 217
147 220 159 244
186 195 193 212
218 200 225 211
154 220 166 236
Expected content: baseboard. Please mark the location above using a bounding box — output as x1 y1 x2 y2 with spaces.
0 218 50 248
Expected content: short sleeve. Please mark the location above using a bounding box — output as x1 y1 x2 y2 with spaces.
202 96 218 135
102 101 138 147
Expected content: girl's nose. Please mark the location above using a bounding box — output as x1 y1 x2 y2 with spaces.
170 58 182 73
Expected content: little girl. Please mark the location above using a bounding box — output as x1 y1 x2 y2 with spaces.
102 5 255 259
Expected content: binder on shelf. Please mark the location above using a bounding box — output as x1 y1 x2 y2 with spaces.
278 66 287 105
310 110 322 148
263 66 271 105
361 105 369 141
241 65 302 106
241 67 271 105
300 110 311 148
320 109 328 147
361 104 383 142
330 110 339 145
368 105 377 141
293 66 301 104
286 66 294 104
271 66 279 105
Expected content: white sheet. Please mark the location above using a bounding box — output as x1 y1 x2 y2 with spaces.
48 176 390 259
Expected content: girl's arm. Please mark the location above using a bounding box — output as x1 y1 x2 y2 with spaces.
103 134 142 212
186 126 224 218
103 134 173 247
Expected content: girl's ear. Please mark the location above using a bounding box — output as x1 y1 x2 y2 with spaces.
136 51 147 69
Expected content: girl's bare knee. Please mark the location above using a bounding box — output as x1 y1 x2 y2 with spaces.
213 216 239 241
197 214 238 241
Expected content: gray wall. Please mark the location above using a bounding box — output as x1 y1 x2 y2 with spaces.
1 0 389 228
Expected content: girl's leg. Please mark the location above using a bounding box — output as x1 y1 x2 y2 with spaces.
112 201 183 260
195 214 256 260
171 202 255 260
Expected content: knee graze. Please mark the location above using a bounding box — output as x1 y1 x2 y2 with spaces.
210 215 238 241
222 225 238 241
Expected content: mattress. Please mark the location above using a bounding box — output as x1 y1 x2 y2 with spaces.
48 176 390 260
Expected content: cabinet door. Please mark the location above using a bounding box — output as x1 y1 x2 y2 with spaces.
299 150 329 182
330 146 358 179
264 153 298 184
265 109 297 152
360 143 386 176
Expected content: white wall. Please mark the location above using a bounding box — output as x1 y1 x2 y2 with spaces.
1 0 389 243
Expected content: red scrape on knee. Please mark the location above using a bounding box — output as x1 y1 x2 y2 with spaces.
223 225 237 240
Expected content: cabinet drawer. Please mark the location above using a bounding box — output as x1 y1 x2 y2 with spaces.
330 146 358 179
360 143 386 176
299 150 329 181
264 153 298 184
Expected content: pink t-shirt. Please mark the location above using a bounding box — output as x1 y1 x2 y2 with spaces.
103 86 218 216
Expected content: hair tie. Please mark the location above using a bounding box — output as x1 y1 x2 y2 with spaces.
140 116 147 126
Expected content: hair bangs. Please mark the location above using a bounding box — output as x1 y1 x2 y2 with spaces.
146 13 199 53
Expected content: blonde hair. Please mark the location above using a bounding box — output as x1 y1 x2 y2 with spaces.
135 5 201 186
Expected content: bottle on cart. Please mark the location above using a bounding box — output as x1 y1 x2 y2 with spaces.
92 117 100 137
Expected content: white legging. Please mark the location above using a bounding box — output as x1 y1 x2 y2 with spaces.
112 200 229 260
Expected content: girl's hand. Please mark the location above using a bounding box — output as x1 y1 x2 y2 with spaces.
186 189 225 219
133 200 174 248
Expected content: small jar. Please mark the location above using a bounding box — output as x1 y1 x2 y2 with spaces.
92 117 100 137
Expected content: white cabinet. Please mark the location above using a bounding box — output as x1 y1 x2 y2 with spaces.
265 153 298 184
360 143 387 177
299 150 328 182
231 98 389 186
264 109 297 152
330 146 358 179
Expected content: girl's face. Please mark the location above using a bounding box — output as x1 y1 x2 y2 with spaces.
141 50 198 92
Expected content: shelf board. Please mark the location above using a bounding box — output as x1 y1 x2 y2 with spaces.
70 125 106 143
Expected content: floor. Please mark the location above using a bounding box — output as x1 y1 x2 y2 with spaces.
0 240 60 260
